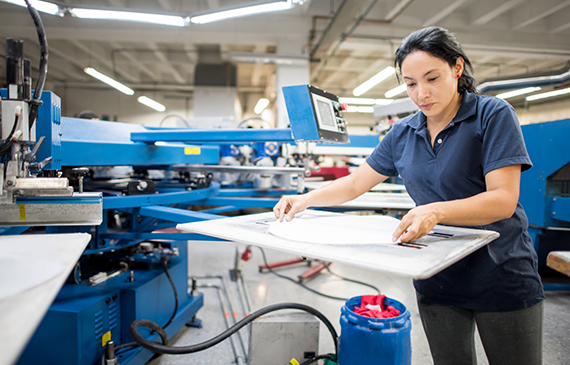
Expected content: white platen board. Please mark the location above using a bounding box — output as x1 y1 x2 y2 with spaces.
0 233 91 365
177 210 498 280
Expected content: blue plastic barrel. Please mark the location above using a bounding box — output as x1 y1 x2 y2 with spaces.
337 296 411 365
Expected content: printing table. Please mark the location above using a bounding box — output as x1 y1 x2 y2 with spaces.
177 210 498 279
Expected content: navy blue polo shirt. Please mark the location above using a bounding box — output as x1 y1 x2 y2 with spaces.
366 92 544 311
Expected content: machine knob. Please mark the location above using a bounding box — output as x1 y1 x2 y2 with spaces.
72 167 89 194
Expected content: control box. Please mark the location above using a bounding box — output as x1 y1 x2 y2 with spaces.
283 84 349 143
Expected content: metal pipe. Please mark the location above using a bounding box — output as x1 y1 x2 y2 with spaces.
477 66 570 93
196 284 244 364
194 276 249 363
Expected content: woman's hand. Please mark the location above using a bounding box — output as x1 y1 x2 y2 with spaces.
392 204 443 243
273 194 310 222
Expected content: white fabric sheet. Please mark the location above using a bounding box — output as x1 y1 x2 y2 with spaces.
267 214 401 245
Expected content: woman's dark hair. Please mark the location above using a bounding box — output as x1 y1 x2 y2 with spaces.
394 27 477 94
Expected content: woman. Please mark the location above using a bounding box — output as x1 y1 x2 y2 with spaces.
273 27 544 365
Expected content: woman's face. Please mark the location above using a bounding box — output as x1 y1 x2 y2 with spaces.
400 50 464 122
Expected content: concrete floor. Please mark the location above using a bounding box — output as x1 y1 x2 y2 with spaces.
147 239 570 365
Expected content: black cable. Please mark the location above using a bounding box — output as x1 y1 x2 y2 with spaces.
161 258 178 329
258 247 349 301
24 0 48 131
299 353 336 365
258 247 381 299
325 265 381 295
100 257 178 363
129 302 339 358
0 113 20 154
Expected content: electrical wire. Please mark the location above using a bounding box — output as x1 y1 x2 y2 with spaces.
100 259 178 363
161 258 178 329
299 353 336 365
23 0 48 132
258 247 349 301
0 113 20 155
129 302 339 359
258 247 381 300
325 265 381 295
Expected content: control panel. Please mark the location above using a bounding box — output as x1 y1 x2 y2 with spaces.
283 85 349 144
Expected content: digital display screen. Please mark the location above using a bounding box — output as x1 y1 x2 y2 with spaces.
316 99 335 127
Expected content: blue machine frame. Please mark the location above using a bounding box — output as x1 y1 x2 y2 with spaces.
520 119 570 291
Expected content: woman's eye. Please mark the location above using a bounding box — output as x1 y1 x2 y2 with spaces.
428 77 438 82
406 83 415 87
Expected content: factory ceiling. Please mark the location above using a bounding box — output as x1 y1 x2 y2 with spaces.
2 0 570 104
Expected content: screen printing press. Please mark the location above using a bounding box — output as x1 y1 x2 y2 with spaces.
177 210 499 280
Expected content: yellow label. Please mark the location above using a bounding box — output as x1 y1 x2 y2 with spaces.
102 331 112 347
289 359 300 365
184 147 201 155
18 204 26 221
379 135 384 142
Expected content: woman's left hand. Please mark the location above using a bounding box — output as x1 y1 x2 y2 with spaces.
392 204 442 243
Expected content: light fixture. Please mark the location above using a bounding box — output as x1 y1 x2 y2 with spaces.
189 0 293 24
84 67 134 95
339 97 394 106
346 106 375 113
385 84 407 98
3 0 60 15
229 52 308 66
525 87 570 101
254 98 270 114
353 66 395 97
69 8 186 27
496 87 541 100
138 96 166 112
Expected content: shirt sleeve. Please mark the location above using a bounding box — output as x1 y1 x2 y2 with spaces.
481 101 532 175
365 126 399 177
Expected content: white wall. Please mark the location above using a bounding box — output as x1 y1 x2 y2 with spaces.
514 99 570 125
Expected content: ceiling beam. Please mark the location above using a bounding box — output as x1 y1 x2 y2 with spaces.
512 0 570 30
471 0 524 26
383 0 415 21
107 0 125 7
157 0 173 11
310 0 374 61
422 0 468 27
69 40 140 83
110 42 161 83
147 42 186 84
207 0 220 9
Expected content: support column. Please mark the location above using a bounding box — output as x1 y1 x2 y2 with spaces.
275 38 309 129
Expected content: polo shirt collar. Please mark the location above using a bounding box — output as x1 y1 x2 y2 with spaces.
405 91 477 130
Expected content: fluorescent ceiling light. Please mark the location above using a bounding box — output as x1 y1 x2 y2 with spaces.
3 0 60 15
189 0 293 24
339 97 394 106
346 106 374 113
353 66 395 97
254 98 270 114
339 97 375 105
229 52 308 66
496 87 541 100
84 67 134 95
385 84 407 98
138 96 166 112
69 8 186 27
526 87 570 101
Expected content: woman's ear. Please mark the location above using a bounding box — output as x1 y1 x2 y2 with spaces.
455 57 465 77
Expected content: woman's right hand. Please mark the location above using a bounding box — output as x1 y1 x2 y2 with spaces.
273 194 310 222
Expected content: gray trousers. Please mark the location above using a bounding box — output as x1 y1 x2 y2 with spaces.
416 293 544 365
